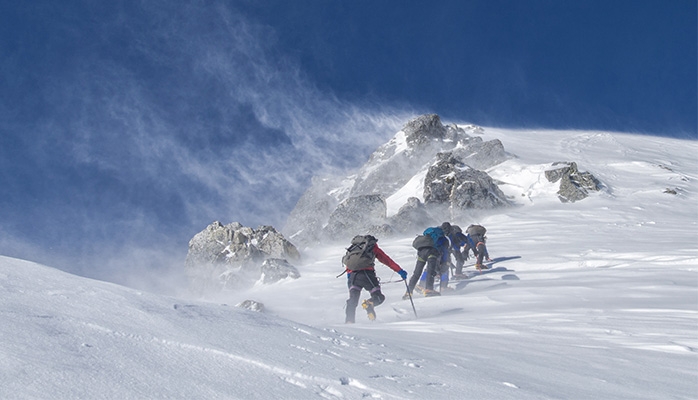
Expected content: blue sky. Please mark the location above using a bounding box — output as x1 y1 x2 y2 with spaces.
0 0 695 285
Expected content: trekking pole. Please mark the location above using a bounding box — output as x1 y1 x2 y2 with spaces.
403 279 418 319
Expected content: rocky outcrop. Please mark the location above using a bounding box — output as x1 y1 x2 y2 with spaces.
452 137 509 170
260 258 301 284
283 113 512 247
323 194 389 242
349 114 461 198
236 300 265 312
403 113 448 146
424 153 511 212
252 225 301 261
545 162 602 202
185 222 300 295
387 197 436 234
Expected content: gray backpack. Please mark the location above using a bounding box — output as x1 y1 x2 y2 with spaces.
466 224 487 236
467 224 487 243
342 235 377 271
412 234 434 250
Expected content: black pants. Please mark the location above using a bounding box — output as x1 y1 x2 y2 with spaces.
345 269 385 323
452 247 466 275
426 257 451 291
475 242 489 265
408 247 440 292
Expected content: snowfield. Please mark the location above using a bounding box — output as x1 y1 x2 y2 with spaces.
1 128 696 399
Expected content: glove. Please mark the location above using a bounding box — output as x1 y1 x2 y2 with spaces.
397 269 408 280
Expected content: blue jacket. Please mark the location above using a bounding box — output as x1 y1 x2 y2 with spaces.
435 236 451 263
423 227 451 263
447 232 468 250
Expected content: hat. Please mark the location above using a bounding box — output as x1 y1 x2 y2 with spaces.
440 222 452 234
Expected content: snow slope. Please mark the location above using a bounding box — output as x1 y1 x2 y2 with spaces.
1 128 696 399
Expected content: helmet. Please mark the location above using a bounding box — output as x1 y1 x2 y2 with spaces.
440 222 452 235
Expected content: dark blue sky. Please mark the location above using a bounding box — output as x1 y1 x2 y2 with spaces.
244 0 696 134
0 0 695 289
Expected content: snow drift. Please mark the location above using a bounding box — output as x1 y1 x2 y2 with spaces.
1 127 696 399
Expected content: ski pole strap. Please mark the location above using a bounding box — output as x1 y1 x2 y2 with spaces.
336 269 348 278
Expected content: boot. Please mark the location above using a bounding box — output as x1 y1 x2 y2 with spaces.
361 299 376 321
422 288 441 297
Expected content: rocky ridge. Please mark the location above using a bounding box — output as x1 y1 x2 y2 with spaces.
284 114 514 246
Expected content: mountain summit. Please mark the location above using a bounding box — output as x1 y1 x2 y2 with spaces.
284 114 525 246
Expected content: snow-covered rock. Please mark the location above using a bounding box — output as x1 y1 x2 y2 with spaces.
323 194 391 242
259 258 301 284
235 299 266 312
424 152 512 213
545 161 602 202
387 197 434 234
185 222 300 294
284 114 511 246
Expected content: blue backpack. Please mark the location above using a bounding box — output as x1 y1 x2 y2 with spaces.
411 226 447 250
423 227 445 246
424 227 445 244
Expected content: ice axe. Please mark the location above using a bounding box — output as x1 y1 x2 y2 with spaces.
403 279 418 319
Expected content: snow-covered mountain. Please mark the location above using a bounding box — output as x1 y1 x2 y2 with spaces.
2 126 697 399
283 114 602 247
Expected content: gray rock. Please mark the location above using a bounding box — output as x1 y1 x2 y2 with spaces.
366 223 396 238
259 258 301 284
185 221 300 295
403 114 447 146
545 162 602 203
544 163 570 183
323 194 387 242
387 197 436 233
349 115 456 198
348 114 509 205
236 300 265 312
451 170 511 209
252 226 301 262
283 113 511 245
453 138 509 170
424 153 511 213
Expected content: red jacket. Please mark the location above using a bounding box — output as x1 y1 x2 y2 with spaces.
347 244 401 273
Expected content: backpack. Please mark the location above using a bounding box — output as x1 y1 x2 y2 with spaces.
342 235 377 271
411 226 446 250
412 234 434 250
423 226 445 244
466 224 486 236
466 224 487 244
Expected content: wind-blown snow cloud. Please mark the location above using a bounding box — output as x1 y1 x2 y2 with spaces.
0 1 416 289
61 2 409 224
